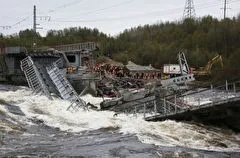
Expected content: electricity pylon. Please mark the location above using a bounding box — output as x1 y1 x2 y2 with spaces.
183 0 196 19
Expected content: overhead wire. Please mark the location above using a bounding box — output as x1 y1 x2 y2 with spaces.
12 17 30 27
33 0 136 33
0 0 85 33
47 0 85 14
51 0 232 23
0 16 30 32
59 0 136 20
55 0 221 21
35 0 86 31
1 0 240 34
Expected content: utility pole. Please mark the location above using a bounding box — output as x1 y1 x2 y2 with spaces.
32 5 50 50
221 0 230 57
183 0 196 19
33 5 37 50
221 0 230 19
224 0 227 19
33 5 50 33
33 5 37 33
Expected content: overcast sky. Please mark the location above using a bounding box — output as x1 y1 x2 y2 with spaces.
0 0 239 36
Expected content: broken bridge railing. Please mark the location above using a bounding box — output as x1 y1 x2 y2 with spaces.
114 93 186 119
46 59 87 112
54 42 97 52
20 56 51 99
135 95 186 119
144 80 240 120
21 56 87 112
180 80 240 107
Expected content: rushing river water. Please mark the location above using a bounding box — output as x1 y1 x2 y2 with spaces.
0 84 240 157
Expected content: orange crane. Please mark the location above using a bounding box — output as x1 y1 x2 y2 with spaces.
193 54 223 76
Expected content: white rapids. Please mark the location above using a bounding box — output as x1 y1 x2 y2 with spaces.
0 85 240 152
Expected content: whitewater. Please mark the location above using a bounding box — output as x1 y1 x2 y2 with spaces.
0 85 240 157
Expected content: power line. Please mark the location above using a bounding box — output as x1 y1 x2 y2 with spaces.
2 0 235 27
0 16 29 31
1 0 240 35
12 17 29 27
52 10 183 23
60 0 135 20
52 1 229 23
81 0 135 15
54 0 225 22
48 0 85 14
0 1 76 33
1 0 80 32
31 0 85 31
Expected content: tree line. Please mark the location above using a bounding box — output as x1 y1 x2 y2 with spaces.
0 15 240 81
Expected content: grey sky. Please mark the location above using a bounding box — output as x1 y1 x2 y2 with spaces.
0 0 239 36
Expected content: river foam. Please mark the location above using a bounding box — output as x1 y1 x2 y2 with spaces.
1 85 240 152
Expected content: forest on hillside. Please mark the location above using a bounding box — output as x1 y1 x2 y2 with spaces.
0 15 240 81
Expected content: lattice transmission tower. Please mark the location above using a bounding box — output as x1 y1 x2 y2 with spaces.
183 0 196 19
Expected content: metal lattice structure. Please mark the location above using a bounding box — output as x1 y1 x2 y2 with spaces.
20 56 51 98
178 51 190 75
183 0 196 19
46 60 86 111
54 42 97 52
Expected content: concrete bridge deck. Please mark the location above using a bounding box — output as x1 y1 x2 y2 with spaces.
140 81 240 131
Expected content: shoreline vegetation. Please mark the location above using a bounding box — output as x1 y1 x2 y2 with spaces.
0 15 240 82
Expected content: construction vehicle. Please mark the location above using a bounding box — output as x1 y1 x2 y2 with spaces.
192 54 223 76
